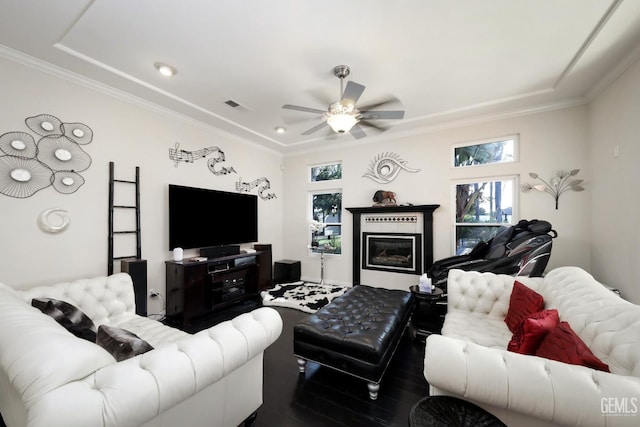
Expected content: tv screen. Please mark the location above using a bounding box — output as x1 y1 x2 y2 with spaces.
169 184 258 250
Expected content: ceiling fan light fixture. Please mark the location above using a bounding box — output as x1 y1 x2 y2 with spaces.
327 113 358 133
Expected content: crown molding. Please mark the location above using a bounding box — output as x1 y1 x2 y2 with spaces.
0 44 282 156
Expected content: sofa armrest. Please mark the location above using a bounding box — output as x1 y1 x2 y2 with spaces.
26 307 283 427
425 334 640 427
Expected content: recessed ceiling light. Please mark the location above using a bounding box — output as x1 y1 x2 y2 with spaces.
275 127 286 134
154 62 177 77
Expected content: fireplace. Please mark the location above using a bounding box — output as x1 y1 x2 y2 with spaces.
346 205 439 287
363 233 422 275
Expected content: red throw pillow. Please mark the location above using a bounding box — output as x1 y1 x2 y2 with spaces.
507 309 559 354
505 281 545 332
536 321 610 372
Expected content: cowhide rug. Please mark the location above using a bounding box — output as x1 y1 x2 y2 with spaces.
260 281 349 313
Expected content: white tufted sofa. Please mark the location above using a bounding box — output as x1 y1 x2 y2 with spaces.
424 266 640 427
0 273 283 427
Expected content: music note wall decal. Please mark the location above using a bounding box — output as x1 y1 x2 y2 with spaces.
235 176 277 200
169 142 236 175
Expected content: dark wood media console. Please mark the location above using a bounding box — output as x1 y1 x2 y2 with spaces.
165 245 272 328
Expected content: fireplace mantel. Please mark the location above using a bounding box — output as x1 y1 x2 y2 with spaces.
346 205 439 286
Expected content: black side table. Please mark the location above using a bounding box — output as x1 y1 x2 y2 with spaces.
409 285 446 341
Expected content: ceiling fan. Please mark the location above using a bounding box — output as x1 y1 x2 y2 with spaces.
282 65 405 139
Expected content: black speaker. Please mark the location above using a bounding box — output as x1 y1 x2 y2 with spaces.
254 243 273 290
274 259 301 284
121 258 147 316
200 245 240 258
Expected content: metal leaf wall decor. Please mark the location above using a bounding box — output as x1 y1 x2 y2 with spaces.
0 114 93 198
521 169 585 209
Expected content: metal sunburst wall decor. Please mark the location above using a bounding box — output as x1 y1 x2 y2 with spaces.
169 142 237 175
362 152 420 184
0 114 93 198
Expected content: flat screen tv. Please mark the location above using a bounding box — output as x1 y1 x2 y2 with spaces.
169 184 258 250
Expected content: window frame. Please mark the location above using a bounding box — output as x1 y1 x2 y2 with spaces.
308 188 343 256
309 161 343 183
451 134 519 169
451 174 519 255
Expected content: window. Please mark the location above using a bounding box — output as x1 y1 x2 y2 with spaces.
453 135 517 168
453 176 517 255
310 191 342 255
310 162 342 182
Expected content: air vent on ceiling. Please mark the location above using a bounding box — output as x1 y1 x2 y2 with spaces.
225 99 241 108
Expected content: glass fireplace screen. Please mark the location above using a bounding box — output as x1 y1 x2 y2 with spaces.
362 232 422 275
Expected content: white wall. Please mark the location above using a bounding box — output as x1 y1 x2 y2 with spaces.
0 56 284 315
5 48 635 304
589 56 640 303
282 106 591 288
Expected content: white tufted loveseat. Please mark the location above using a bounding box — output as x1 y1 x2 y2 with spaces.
424 266 640 427
0 273 282 427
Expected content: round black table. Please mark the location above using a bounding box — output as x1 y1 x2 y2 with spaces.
409 285 446 340
409 396 506 427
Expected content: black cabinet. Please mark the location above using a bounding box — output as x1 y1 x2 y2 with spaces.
165 250 266 328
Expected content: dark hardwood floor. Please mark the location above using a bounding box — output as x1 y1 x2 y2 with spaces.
254 304 430 427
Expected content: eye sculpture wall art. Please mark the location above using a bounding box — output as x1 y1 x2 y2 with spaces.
0 114 93 198
362 152 420 184
169 142 237 175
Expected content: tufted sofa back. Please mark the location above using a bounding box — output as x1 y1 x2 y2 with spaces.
447 268 542 319
538 267 640 377
19 273 136 325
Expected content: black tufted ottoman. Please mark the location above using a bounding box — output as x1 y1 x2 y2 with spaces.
293 284 414 400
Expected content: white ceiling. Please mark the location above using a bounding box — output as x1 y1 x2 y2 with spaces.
1 0 640 153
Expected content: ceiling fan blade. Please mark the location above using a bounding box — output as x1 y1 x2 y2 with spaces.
358 96 401 111
349 124 367 139
341 81 365 104
302 121 329 135
358 120 387 132
360 110 405 120
282 104 327 114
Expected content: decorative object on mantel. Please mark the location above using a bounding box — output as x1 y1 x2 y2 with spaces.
363 152 420 183
236 176 277 200
521 169 585 209
372 190 397 206
0 114 93 198
168 142 237 175
37 208 71 234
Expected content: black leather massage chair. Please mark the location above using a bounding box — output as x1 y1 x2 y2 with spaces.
428 219 558 292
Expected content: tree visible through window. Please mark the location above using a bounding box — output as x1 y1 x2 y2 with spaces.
454 177 516 255
310 163 342 182
311 191 342 254
453 137 516 167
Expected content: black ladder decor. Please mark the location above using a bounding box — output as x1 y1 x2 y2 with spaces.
108 162 147 315
108 161 142 275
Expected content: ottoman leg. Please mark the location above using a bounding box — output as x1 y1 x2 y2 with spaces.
297 358 307 373
367 382 380 400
